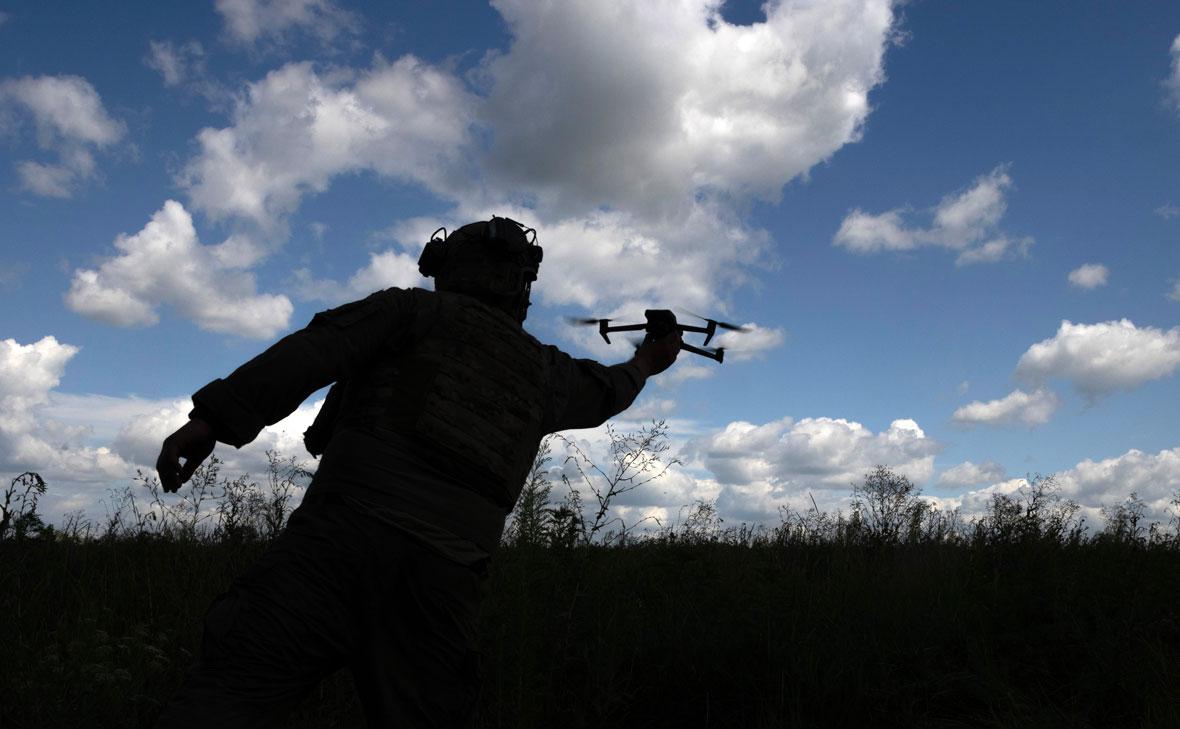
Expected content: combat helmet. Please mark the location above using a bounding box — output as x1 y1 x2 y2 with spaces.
417 216 543 323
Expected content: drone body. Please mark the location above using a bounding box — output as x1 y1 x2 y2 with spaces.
570 309 749 363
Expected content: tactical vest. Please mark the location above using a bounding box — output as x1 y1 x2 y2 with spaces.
334 291 547 509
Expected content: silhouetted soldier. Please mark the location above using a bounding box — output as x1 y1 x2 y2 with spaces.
153 217 682 728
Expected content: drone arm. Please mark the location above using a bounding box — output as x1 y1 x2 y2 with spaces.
601 323 647 346
671 322 719 346
680 342 724 363
702 320 717 347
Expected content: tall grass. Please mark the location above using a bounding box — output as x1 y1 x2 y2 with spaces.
3 441 1179 728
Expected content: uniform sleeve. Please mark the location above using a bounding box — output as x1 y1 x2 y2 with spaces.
190 288 429 448
543 347 648 433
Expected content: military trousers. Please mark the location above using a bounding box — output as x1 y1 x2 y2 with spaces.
155 492 485 729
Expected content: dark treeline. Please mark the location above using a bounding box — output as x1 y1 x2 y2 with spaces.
3 432 1180 728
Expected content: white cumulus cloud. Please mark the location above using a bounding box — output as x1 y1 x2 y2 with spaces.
711 322 786 362
66 201 293 339
1015 320 1180 400
177 1 898 331
952 388 1061 427
1068 263 1109 289
833 166 1032 265
0 337 131 482
215 0 359 47
482 0 896 217
937 460 1007 487
387 201 770 326
1 337 78 424
0 74 125 197
180 57 478 232
0 75 123 145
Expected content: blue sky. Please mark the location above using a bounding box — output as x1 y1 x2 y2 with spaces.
2 0 1179 531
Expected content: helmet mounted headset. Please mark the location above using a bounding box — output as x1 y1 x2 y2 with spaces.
417 216 543 323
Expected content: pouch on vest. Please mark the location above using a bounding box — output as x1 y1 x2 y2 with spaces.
303 381 344 457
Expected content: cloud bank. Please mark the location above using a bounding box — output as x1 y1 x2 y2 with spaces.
1 334 324 524
948 447 1180 529
0 337 128 482
685 415 939 522
165 0 897 333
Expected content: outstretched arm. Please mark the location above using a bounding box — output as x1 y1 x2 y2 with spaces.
546 330 682 433
154 288 427 491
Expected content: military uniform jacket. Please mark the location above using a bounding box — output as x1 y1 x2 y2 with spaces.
190 287 647 565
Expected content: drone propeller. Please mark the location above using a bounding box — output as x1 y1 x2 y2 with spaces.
683 310 751 333
565 316 610 326
566 316 641 343
717 321 750 333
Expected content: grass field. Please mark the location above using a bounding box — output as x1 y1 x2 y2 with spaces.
3 452 1179 728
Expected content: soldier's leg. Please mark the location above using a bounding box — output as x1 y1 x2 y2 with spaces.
350 529 486 729
155 501 365 728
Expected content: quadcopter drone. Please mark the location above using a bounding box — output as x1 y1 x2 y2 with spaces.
568 309 749 363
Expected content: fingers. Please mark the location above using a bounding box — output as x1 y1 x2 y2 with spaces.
156 420 216 494
177 439 213 485
177 457 198 486
156 440 181 494
661 331 682 361
635 331 681 377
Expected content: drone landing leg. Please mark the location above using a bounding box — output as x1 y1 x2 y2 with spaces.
680 342 724 363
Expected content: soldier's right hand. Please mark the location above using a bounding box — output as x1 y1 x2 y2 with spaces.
156 418 216 493
633 330 682 378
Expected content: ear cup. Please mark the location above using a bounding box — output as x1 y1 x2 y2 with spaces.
418 239 447 277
